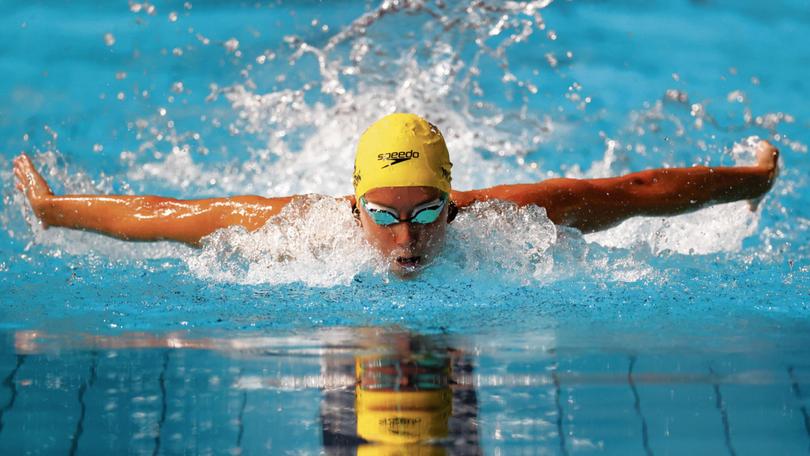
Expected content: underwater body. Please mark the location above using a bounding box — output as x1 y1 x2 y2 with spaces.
1 0 809 453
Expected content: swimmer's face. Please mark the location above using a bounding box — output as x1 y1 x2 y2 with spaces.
358 186 449 278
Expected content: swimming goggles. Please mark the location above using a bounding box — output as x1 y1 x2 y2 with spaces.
359 355 450 391
360 194 448 226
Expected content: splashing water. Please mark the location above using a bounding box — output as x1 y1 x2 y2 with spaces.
442 200 557 283
186 196 383 287
1 0 806 291
130 0 558 198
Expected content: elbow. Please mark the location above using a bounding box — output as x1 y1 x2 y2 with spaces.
626 170 659 189
622 171 678 205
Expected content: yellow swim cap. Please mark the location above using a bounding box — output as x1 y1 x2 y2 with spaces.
353 113 452 199
355 386 452 445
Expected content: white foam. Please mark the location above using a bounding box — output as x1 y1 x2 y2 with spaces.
583 136 763 255
182 199 560 287
185 195 384 286
585 202 759 255
441 200 557 284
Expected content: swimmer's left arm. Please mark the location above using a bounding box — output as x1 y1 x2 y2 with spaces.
457 140 779 233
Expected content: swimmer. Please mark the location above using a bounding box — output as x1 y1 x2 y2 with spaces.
13 113 780 277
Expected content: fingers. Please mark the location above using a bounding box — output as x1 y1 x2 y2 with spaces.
13 158 28 193
756 140 779 170
13 153 32 173
12 153 56 220
12 153 54 198
13 155 33 193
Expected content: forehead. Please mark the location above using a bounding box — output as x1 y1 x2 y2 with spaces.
363 186 442 207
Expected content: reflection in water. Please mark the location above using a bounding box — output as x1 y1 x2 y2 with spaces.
11 328 481 454
320 331 479 455
8 327 810 453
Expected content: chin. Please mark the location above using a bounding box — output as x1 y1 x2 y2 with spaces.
392 268 422 279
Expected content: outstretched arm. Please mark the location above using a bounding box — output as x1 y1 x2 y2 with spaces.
13 154 300 246
454 140 780 233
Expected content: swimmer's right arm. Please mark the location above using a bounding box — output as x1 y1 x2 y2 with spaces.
13 154 296 246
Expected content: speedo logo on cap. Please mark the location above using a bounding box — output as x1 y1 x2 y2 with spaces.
378 150 420 169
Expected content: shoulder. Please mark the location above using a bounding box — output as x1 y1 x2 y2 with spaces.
452 178 590 208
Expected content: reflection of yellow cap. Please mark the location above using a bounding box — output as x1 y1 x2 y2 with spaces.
357 443 446 456
353 113 452 199
356 387 452 445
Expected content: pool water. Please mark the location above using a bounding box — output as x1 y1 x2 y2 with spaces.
1 0 809 453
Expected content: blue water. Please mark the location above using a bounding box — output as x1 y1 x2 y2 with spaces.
1 0 810 453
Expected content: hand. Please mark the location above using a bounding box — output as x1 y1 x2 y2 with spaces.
13 153 54 227
748 140 780 211
755 139 779 179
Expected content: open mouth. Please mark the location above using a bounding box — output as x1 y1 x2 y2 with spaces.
395 256 422 269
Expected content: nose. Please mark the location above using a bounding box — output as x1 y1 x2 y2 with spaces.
391 222 418 248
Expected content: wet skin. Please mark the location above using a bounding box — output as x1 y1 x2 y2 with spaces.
13 140 779 278
358 186 449 277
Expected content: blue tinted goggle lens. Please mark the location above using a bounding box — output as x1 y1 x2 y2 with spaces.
368 209 399 226
361 195 447 226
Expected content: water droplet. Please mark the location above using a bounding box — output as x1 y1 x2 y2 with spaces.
104 33 116 46
224 38 239 53
171 81 184 93
168 11 178 22
665 89 688 103
726 90 745 103
115 71 127 80
116 91 125 101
